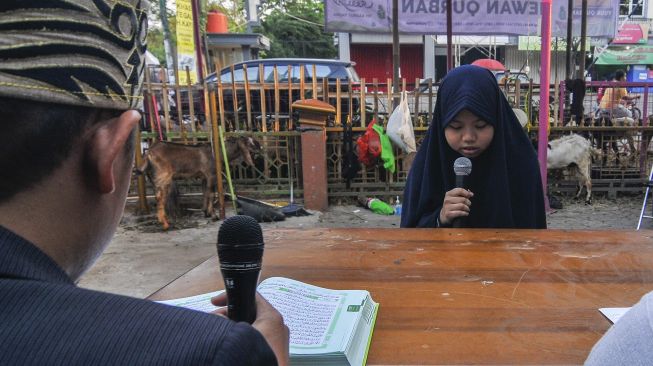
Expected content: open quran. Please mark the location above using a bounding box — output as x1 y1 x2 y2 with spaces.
157 277 379 366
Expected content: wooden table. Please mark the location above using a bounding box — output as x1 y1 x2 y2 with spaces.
149 228 653 365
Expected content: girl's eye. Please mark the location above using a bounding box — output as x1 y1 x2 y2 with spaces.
475 123 488 129
448 123 462 130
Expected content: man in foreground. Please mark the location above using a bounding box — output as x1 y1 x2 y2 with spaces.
0 1 288 364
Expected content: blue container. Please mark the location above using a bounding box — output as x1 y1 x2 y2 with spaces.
627 65 653 93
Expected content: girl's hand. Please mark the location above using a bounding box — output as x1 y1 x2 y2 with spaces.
440 188 474 225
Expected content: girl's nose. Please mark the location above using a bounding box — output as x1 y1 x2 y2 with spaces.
462 128 476 142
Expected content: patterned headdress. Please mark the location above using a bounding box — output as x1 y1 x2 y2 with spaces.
0 0 149 110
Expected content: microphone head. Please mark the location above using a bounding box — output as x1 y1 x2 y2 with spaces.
453 157 472 176
217 215 263 247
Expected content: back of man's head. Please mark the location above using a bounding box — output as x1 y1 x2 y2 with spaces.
615 69 626 81
0 0 148 203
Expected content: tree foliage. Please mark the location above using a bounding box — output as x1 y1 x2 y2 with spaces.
255 0 337 59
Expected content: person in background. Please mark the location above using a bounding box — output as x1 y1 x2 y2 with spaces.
400 65 546 229
599 69 640 118
0 1 288 365
585 291 653 365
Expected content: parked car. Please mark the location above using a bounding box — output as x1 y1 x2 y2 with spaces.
180 58 367 130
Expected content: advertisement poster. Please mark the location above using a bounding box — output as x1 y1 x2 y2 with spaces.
176 0 197 84
325 0 618 37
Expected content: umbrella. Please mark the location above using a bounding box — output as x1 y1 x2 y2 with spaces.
471 59 506 71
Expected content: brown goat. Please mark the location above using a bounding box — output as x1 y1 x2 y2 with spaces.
137 137 260 230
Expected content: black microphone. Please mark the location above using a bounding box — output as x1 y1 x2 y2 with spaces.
452 157 472 228
217 215 264 324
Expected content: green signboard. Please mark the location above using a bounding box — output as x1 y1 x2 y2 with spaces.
596 46 653 65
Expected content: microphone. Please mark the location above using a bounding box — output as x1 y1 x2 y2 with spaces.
452 157 472 228
217 215 264 324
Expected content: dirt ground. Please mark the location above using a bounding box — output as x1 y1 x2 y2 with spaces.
78 194 649 299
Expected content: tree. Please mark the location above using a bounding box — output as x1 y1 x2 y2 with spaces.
147 0 177 69
255 0 337 58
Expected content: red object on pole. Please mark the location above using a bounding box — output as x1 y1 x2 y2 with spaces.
190 0 204 82
538 0 552 211
471 58 506 71
446 0 453 71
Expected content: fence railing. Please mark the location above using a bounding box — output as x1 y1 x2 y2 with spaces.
133 66 653 210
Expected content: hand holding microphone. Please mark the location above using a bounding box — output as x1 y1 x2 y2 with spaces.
216 215 290 365
439 157 473 227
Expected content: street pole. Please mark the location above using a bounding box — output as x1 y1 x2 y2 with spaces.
565 0 573 80
190 0 205 82
539 0 553 211
159 0 177 83
446 0 453 71
392 0 400 107
578 0 588 79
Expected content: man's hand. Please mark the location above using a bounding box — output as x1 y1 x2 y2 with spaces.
211 292 289 366
439 188 474 225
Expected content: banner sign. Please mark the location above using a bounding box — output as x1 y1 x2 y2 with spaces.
325 0 618 37
596 45 653 65
176 0 198 84
612 23 649 44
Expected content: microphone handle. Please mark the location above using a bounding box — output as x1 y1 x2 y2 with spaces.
452 216 466 228
453 174 468 228
222 268 260 323
455 174 466 189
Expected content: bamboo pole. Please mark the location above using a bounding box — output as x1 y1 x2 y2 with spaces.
259 64 268 133
173 67 187 143
143 68 157 135
373 78 379 122
161 71 172 140
209 90 225 219
336 78 342 125
134 125 149 214
288 65 294 130
427 78 433 124
360 78 366 124
230 64 240 130
186 66 197 143
243 64 253 131
274 66 281 131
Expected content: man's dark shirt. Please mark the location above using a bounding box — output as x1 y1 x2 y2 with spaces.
0 225 277 365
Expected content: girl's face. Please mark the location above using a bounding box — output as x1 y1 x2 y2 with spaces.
444 109 494 158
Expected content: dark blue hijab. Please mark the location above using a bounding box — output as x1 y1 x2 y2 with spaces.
400 65 546 228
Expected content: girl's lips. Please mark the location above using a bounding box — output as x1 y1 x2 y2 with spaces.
462 147 478 154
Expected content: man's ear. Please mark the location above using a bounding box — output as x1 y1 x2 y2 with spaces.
86 110 140 194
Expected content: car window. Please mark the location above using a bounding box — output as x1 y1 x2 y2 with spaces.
305 64 350 81
220 68 242 83
220 66 259 83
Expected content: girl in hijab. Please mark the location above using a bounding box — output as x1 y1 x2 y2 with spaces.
400 65 546 228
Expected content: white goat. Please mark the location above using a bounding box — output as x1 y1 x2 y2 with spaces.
547 134 599 204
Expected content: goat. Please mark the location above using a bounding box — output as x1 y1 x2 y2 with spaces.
137 137 260 230
547 134 600 204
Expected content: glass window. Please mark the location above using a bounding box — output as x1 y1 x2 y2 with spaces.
221 68 243 83
620 0 644 16
220 66 259 83
305 64 350 81
241 65 261 82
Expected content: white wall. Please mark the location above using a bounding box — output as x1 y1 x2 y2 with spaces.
504 46 567 84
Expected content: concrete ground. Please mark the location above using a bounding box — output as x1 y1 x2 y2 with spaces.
78 194 647 299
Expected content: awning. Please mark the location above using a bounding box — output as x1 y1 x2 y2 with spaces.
596 45 653 65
